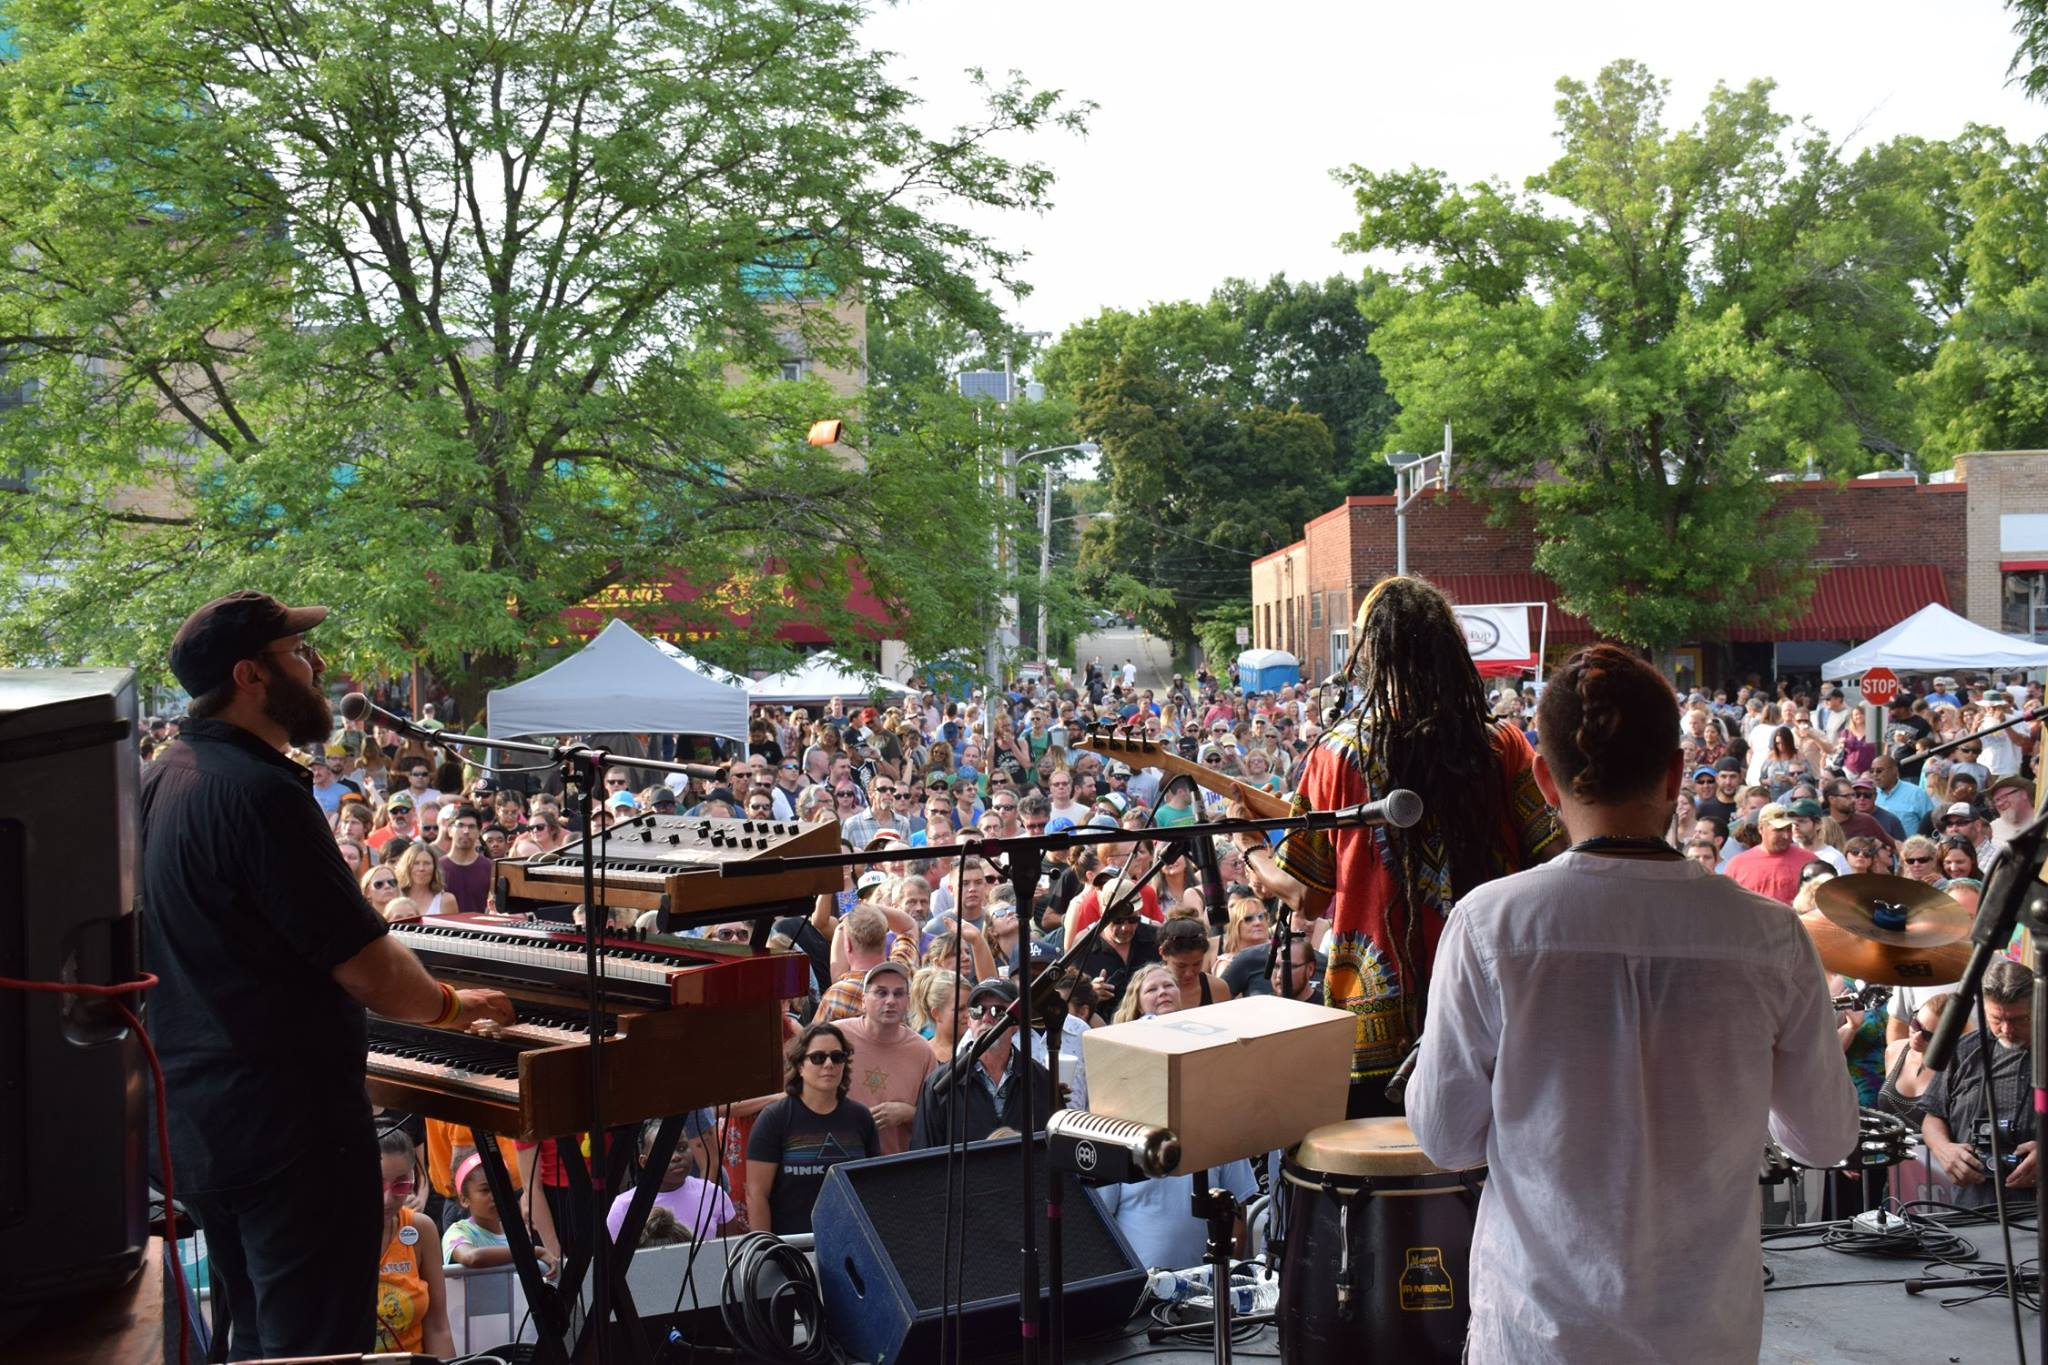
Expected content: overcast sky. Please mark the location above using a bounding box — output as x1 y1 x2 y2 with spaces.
862 0 2048 344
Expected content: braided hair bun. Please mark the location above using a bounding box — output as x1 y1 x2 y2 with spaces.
1536 645 1679 804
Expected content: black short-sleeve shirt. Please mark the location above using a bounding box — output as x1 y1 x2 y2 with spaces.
746 1095 878 1235
141 718 389 1192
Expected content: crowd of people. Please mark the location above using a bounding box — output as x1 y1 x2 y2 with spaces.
137 586 2045 1357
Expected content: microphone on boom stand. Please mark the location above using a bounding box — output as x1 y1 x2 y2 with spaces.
338 692 732 781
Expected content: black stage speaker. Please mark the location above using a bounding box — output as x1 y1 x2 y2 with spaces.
0 670 145 1306
812 1135 1146 1365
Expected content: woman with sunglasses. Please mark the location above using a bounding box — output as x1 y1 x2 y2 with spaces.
360 866 403 917
1899 835 1943 885
1876 994 1970 1124
1215 892 1271 973
744 1022 878 1236
371 1129 453 1355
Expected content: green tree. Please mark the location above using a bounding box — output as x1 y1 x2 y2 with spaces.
1340 61 1940 649
0 0 1085 707
1070 358 1337 652
1907 128 2048 457
2010 0 2048 100
1220 274 1398 493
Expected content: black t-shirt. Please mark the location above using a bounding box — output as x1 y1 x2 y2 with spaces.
754 738 786 769
1695 796 1738 838
1222 942 1326 1000
1076 923 1161 1020
746 1095 878 1235
140 719 390 1192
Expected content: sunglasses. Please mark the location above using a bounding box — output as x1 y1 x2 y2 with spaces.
1910 1019 1935 1038
968 1003 1007 1020
980 874 1003 885
383 1177 417 1195
369 878 397 890
1905 854 1934 864
994 802 1017 812
712 927 750 942
1240 911 1268 924
804 1050 849 1067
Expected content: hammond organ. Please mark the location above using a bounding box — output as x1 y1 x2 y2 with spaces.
365 913 809 1140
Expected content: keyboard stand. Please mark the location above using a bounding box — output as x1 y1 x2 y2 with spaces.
473 1113 683 1365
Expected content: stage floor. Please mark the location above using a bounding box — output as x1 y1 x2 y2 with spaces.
1051 1229 2038 1365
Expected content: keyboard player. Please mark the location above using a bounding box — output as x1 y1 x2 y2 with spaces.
141 592 516 1361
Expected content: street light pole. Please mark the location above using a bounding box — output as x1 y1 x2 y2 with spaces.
1384 423 1454 577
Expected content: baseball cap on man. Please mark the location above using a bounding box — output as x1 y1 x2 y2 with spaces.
1714 756 1743 774
862 960 912 989
1944 801 1977 824
968 977 1018 1008
1757 803 1797 830
169 590 329 696
855 870 890 896
386 793 415 812
1784 798 1825 820
1690 765 1716 782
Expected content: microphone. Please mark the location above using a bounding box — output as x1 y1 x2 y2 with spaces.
339 691 432 739
1383 1039 1423 1106
340 692 730 781
1046 1109 1182 1185
1328 788 1424 829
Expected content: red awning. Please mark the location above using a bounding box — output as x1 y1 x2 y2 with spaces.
1429 573 1599 645
1726 564 1950 642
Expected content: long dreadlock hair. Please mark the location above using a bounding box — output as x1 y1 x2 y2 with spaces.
1341 575 1512 906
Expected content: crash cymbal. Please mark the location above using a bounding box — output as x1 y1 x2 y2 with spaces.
1801 912 1974 987
1813 874 1969 946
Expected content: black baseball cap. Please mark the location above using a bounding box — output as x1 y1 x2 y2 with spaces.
169 591 328 696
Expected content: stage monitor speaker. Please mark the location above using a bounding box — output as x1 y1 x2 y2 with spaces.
0 669 145 1307
812 1135 1146 1365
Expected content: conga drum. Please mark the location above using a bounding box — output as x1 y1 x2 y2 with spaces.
1278 1116 1481 1365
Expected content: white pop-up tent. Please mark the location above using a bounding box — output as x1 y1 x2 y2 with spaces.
487 618 750 742
1821 603 2048 680
747 651 913 707
648 636 747 689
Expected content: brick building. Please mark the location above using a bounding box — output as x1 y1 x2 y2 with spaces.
1247 458 2048 691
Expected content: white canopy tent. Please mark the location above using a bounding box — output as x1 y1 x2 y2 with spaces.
1821 603 2048 680
648 636 747 689
747 651 913 707
486 618 750 742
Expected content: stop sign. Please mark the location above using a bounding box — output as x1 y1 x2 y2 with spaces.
1860 667 1900 706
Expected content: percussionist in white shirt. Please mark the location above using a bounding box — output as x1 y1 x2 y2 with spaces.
1409 643 1859 1365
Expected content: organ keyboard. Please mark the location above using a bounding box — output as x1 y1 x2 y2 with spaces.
365 912 808 1140
494 813 843 928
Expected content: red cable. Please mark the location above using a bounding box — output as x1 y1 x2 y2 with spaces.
0 972 188 1365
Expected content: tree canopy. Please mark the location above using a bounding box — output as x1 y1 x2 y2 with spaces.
0 0 1085 702
1037 274 1382 651
1340 60 1943 649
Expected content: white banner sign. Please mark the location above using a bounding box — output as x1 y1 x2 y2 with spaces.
1453 605 1532 665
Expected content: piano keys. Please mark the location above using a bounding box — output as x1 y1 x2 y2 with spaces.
366 913 809 1140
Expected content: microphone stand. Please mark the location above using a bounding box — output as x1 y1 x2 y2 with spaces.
347 701 728 1365
1918 808 2048 1362
722 799 1417 1363
1896 704 2048 771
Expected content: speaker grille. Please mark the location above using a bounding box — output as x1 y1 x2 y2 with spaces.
836 1141 1133 1310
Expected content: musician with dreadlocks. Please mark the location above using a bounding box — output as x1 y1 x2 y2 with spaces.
1233 576 1562 1116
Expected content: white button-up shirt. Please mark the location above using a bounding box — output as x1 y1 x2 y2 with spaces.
1409 851 1859 1365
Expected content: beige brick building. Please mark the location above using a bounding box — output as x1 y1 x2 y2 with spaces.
1952 450 2048 638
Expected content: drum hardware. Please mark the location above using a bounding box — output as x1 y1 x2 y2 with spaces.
1760 1107 1912 1186
1802 875 1971 987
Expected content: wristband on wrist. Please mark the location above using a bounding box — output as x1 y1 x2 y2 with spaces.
430 981 462 1028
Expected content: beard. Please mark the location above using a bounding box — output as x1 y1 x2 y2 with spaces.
260 658 335 748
